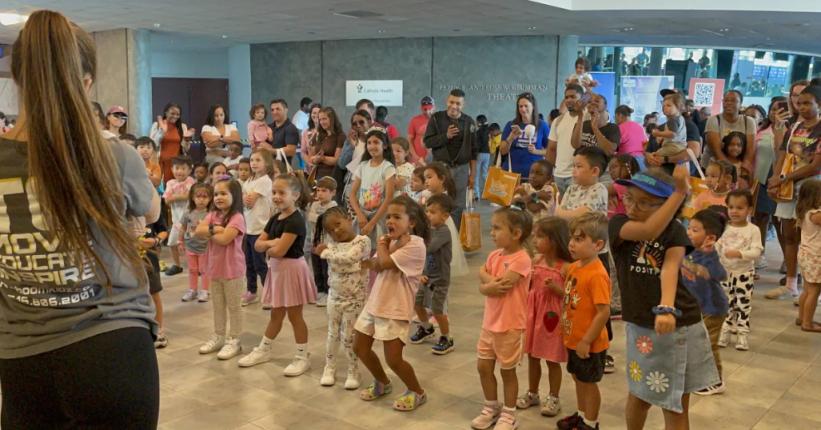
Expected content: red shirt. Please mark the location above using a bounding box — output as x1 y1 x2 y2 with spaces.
408 114 430 161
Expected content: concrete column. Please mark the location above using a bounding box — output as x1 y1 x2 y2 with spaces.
92 28 152 136
556 35 579 107
228 44 251 140
649 47 664 75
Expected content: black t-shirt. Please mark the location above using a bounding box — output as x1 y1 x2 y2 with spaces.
646 119 701 175
581 121 620 153
476 124 490 154
609 215 702 328
144 217 168 272
263 210 307 259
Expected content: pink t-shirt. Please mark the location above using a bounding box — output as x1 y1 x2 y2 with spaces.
248 120 269 148
618 120 646 156
607 183 627 218
204 212 246 279
364 235 425 321
408 114 430 161
482 249 532 332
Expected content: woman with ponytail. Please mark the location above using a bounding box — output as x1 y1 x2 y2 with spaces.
0 10 162 429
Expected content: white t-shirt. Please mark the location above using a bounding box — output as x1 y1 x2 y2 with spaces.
202 124 238 161
223 156 242 176
242 174 273 235
293 110 310 134
549 112 580 179
717 222 763 273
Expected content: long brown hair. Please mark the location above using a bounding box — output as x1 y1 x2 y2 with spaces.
317 106 343 142
797 179 821 228
11 10 144 287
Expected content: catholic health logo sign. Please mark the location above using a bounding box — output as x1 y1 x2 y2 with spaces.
347 80 403 107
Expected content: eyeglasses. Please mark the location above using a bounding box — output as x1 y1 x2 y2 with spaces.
112 113 127 120
623 195 664 211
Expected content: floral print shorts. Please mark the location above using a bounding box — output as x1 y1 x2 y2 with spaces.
625 322 719 413
798 248 821 284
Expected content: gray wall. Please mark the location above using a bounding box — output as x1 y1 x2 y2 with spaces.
251 35 577 136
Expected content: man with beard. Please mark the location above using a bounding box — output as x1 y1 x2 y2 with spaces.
547 84 586 195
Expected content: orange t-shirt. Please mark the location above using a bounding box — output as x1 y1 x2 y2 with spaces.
482 249 532 332
694 190 728 211
145 161 161 180
562 260 611 353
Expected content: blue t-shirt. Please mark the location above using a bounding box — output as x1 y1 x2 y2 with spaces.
501 119 551 179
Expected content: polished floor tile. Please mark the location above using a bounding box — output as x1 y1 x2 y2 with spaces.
148 202 821 430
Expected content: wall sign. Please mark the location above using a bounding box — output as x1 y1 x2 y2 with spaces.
438 84 549 101
346 80 403 107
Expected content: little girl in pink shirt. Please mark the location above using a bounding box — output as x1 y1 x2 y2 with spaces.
248 104 273 149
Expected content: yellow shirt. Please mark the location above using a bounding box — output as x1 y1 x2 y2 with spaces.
489 135 501 155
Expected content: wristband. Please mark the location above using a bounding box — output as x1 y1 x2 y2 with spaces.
530 192 539 203
652 305 682 317
663 156 669 164
208 225 215 236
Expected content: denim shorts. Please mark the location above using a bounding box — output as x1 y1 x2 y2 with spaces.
625 321 719 413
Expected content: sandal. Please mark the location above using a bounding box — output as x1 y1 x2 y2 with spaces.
393 390 427 411
360 379 392 401
801 323 821 333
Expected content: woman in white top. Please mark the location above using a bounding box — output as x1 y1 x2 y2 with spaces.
300 103 322 173
201 104 240 165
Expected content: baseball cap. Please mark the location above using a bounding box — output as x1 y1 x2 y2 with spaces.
615 172 675 198
659 89 677 98
108 106 127 116
421 96 434 110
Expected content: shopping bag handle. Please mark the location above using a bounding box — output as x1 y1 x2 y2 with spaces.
687 148 705 180
466 189 474 212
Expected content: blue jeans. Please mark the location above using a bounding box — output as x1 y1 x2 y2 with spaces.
554 176 574 196
475 153 490 198
244 234 268 294
451 163 470 233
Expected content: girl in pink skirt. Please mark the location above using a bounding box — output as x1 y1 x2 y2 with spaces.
238 174 318 375
517 217 573 417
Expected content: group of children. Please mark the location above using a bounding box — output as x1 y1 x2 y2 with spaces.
120 92 821 430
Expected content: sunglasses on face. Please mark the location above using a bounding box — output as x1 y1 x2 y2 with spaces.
112 113 127 120
352 120 367 126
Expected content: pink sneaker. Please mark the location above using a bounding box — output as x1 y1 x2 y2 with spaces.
470 403 501 430
495 411 519 430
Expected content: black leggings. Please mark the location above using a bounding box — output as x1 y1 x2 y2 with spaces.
0 327 159 430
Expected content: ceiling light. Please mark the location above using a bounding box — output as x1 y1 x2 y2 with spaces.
624 27 633 31
377 30 385 33
528 27 536 30
0 13 28 26
153 23 161 28
222 35 228 39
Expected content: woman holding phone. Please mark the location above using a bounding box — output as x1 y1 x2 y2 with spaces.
752 98 786 277
311 107 345 180
499 92 551 180
301 103 322 173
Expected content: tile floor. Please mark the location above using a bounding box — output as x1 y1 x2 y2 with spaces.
148 202 820 430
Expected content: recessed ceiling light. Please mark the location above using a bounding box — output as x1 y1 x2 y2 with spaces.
153 23 161 28
528 27 536 30
624 27 633 31
377 30 385 33
222 35 228 39
0 13 28 26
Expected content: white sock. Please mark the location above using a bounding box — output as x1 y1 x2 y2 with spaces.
296 343 308 358
583 416 597 428
421 321 433 330
485 399 499 408
787 277 798 293
259 335 274 351
502 406 516 415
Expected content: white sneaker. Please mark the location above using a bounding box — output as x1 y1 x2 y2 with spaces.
316 293 328 307
283 354 311 376
181 289 197 302
695 381 726 396
197 290 211 302
735 332 749 351
345 366 362 390
755 256 768 270
262 303 272 310
217 337 242 360
199 334 225 354
321 364 336 386
238 347 272 367
717 327 731 348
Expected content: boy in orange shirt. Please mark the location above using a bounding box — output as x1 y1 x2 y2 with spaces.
135 136 162 188
557 212 611 430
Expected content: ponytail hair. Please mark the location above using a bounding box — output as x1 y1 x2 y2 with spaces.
11 10 145 287
275 173 311 211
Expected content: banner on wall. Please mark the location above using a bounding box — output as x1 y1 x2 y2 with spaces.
590 72 615 120
688 78 725 116
346 80 403 107
621 76 674 124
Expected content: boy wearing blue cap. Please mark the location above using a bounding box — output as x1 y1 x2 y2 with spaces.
608 165 720 430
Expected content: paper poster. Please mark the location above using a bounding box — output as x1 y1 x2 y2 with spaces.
688 78 725 115
621 76 674 124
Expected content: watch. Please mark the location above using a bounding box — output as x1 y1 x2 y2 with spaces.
208 225 215 236
779 173 787 181
530 192 539 203
663 156 669 164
